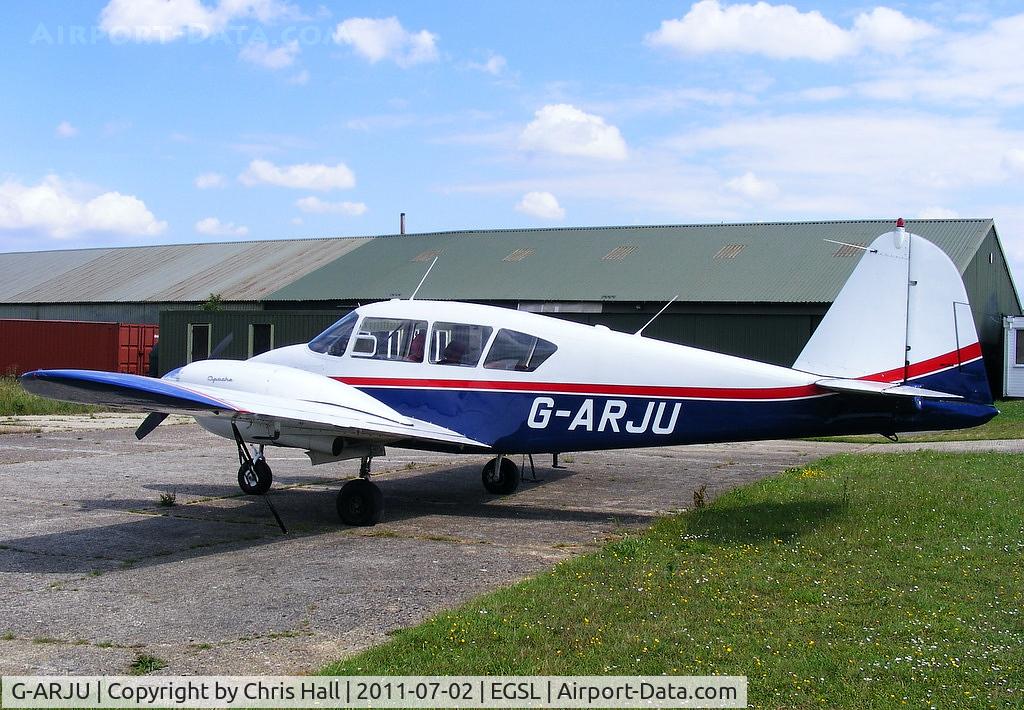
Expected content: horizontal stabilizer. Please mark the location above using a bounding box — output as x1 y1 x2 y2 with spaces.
816 378 962 399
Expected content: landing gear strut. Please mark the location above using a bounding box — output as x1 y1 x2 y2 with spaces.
482 455 520 495
232 423 272 495
336 456 383 526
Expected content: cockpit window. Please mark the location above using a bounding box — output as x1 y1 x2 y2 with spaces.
429 322 493 367
308 311 357 356
353 317 428 362
483 329 558 371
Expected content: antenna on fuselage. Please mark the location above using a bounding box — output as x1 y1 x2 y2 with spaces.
634 294 679 336
823 238 875 253
409 256 439 300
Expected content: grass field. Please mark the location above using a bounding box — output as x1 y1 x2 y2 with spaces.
322 451 1023 709
0 376 99 416
810 398 1024 444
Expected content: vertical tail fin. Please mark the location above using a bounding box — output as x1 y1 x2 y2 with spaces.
794 223 992 404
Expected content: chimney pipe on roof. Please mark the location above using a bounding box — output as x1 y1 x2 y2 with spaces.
400 212 406 235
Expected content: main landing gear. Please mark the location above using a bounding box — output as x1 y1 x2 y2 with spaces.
233 424 272 495
482 455 521 495
232 423 286 533
336 456 383 526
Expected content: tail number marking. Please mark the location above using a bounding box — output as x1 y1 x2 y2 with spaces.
527 397 681 435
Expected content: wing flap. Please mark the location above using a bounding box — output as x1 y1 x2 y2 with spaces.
816 377 963 399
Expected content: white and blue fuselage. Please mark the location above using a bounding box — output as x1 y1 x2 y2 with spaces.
247 298 994 454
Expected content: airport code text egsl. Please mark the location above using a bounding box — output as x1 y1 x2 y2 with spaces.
2 676 747 708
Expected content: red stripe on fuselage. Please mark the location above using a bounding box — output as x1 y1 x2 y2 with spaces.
334 343 982 400
335 376 821 400
860 342 982 383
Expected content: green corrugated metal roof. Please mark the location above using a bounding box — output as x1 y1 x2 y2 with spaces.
266 219 995 303
0 237 370 303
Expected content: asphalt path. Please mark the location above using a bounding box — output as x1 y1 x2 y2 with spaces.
1 417 1020 674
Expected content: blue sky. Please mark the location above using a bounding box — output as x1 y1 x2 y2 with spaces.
2 1 1024 279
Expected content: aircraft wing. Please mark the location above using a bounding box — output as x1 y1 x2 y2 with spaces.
815 377 963 400
19 369 488 450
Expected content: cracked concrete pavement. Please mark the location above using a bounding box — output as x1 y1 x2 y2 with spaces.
2 416 1020 675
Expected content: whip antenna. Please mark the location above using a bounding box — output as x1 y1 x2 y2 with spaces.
409 256 438 300
635 294 679 336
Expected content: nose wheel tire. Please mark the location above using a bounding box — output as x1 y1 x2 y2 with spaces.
337 478 383 526
238 459 273 495
482 456 520 495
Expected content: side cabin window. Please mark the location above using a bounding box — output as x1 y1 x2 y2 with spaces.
353 317 428 362
483 329 558 372
308 311 357 356
429 322 493 367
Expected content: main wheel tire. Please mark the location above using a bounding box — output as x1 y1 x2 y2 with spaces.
482 457 521 495
336 479 383 526
238 459 272 495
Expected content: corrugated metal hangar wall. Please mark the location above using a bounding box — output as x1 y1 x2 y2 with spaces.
3 220 1020 392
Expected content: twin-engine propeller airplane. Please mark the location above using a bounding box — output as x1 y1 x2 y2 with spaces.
20 221 997 526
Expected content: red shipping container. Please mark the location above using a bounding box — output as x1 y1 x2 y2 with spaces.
0 320 158 376
118 323 159 375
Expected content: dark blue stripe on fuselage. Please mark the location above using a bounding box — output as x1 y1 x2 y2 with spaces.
357 359 997 453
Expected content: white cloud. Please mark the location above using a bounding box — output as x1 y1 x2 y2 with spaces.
99 0 298 43
0 175 166 238
295 196 367 215
288 69 310 85
239 159 356 190
239 39 300 69
333 17 439 67
797 86 850 102
853 7 937 54
446 164 735 223
519 104 628 161
645 1 934 61
725 172 779 200
55 121 78 138
515 191 565 220
469 54 507 76
862 13 1024 105
1003 148 1024 174
290 216 303 225
917 206 959 219
668 112 1024 214
194 172 227 189
195 216 249 236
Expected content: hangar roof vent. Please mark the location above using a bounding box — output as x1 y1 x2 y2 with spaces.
411 249 443 262
602 244 638 261
713 244 746 259
502 248 535 262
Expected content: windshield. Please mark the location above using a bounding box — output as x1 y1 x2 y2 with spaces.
308 311 357 356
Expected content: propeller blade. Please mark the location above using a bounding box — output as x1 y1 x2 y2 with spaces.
135 412 168 440
209 332 234 359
